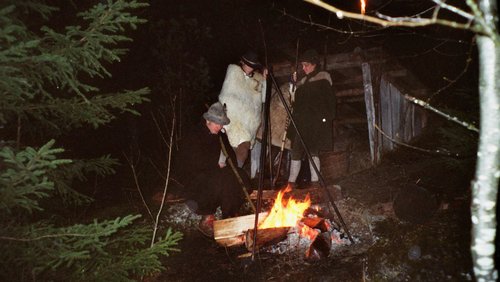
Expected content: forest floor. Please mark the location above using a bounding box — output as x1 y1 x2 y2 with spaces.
134 125 477 282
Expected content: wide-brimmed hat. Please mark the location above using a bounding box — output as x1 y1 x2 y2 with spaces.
300 49 320 64
203 102 230 125
241 51 262 69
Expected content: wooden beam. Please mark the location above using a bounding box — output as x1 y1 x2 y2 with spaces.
333 75 363 86
336 88 364 97
335 117 367 125
337 96 365 103
362 62 379 164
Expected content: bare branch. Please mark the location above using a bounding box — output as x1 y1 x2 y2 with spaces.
304 0 479 33
404 94 479 133
374 124 461 157
123 153 154 223
151 96 177 247
427 36 476 102
466 0 499 42
433 0 475 20
275 7 388 35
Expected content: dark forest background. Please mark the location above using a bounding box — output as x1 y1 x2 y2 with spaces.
0 0 480 280
74 0 477 177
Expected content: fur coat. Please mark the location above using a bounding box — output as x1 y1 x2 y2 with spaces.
218 64 266 148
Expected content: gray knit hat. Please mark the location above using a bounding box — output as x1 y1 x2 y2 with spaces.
203 102 230 125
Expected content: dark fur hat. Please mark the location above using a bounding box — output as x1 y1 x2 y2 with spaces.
241 51 262 69
300 49 320 65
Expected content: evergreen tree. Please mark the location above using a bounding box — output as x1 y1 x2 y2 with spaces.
0 1 182 281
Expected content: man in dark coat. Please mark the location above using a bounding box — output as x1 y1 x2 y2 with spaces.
174 102 251 236
287 49 336 188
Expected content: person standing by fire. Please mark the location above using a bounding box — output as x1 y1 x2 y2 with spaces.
218 51 267 180
287 49 336 188
174 102 251 237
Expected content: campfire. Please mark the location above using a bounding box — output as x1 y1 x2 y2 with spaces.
258 185 311 229
214 184 352 260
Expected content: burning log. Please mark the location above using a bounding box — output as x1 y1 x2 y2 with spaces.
306 232 332 261
301 217 324 229
213 212 268 247
301 217 333 233
245 227 290 251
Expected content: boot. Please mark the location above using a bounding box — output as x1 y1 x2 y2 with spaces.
198 214 215 237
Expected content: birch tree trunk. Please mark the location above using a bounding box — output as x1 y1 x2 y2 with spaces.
471 0 500 270
472 34 500 281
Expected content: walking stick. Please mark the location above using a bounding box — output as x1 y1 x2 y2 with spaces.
251 65 273 261
269 70 355 244
272 38 299 187
272 114 290 187
273 37 300 187
218 136 256 213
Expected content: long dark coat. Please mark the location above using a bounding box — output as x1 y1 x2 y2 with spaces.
289 70 336 153
174 118 249 218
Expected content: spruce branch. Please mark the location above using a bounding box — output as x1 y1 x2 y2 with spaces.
0 2 181 280
17 88 150 130
49 156 119 205
0 140 71 213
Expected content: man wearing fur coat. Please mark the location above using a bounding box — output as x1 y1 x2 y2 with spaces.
287 49 336 188
218 51 267 177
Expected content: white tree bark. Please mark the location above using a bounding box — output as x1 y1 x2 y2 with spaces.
471 34 500 282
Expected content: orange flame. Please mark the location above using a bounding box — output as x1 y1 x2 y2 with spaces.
258 185 311 229
360 0 366 14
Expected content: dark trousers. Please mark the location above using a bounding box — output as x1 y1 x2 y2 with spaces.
186 167 251 218
291 135 319 160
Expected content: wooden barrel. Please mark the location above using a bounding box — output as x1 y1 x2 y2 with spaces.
319 151 349 182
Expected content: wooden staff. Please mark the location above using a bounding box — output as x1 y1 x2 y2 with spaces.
218 136 255 213
272 38 299 186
